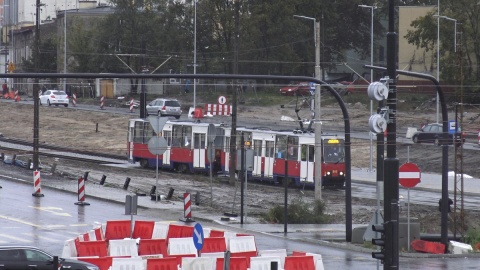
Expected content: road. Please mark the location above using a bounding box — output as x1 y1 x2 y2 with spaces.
1 174 479 269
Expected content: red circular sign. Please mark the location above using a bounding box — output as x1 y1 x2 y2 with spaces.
399 162 421 188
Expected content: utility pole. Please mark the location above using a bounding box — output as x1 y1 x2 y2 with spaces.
229 0 240 185
33 0 41 170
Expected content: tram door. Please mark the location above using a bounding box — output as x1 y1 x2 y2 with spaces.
300 144 315 183
162 130 172 165
223 135 231 173
263 140 275 178
252 139 262 176
193 133 206 168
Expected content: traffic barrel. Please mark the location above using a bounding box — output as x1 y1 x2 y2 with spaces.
100 95 105 110
75 177 90 206
72 92 77 107
32 170 44 197
129 98 134 113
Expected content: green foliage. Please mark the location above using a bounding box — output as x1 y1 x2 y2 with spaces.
22 38 58 73
465 227 480 251
262 197 330 224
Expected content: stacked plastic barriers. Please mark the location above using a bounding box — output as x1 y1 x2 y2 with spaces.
61 220 325 270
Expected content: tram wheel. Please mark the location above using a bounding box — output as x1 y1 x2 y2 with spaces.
140 159 149 168
177 163 189 173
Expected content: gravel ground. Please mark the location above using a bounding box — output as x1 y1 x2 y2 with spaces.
1 96 480 236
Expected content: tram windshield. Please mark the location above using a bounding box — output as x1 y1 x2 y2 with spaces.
323 138 344 163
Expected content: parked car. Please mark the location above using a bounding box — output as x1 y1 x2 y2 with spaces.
411 123 465 146
279 82 314 96
0 245 99 270
146 98 182 119
39 90 69 107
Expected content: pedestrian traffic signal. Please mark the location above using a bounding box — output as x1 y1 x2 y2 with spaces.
371 223 386 262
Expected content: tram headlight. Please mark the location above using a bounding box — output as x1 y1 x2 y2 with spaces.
326 171 331 176
340 171 344 176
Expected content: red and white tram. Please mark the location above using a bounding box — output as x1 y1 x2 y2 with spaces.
127 119 345 188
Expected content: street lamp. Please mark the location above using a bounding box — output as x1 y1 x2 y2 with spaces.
293 14 322 200
359 4 376 173
434 15 457 52
193 0 197 108
435 0 457 123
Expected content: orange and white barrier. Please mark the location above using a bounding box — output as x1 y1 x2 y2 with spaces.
100 95 105 109
183 192 193 222
14 90 20 102
75 177 90 205
129 98 134 113
204 104 232 116
32 170 44 197
108 239 138 257
72 92 77 107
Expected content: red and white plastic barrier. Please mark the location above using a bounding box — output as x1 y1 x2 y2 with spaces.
184 192 192 220
75 177 90 205
100 95 105 109
32 170 44 197
72 92 77 107
204 104 232 116
129 98 134 113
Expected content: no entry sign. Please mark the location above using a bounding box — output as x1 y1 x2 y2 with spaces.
399 162 421 188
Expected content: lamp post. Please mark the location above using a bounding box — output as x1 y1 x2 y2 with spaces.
434 15 457 52
359 4 376 173
64 0 67 92
193 0 197 108
293 15 322 200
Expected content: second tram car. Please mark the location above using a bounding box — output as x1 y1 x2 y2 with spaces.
127 119 345 188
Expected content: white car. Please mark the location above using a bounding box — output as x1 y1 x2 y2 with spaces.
40 90 69 107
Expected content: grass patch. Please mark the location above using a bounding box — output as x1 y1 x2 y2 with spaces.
262 197 330 224
465 227 480 251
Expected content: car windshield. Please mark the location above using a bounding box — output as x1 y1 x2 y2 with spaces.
165 101 180 107
52 91 66 95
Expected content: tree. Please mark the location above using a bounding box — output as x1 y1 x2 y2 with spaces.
22 38 57 73
404 0 480 102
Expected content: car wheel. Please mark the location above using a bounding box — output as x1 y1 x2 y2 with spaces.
175 115 180 119
55 104 59 107
47 100 51 106
157 111 163 117
64 104 68 107
412 136 419 143
434 138 440 146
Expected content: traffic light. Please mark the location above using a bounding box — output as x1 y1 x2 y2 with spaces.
371 223 386 262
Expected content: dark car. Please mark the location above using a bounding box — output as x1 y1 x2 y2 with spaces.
279 82 314 96
0 246 99 270
411 123 465 146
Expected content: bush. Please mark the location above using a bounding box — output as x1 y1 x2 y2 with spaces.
465 227 480 251
262 197 330 224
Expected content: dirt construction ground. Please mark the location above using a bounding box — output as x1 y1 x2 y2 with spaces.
1 93 480 238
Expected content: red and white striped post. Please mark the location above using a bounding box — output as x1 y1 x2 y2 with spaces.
129 98 134 113
75 177 90 206
72 92 77 107
32 170 44 197
182 192 194 222
14 89 19 102
100 95 105 109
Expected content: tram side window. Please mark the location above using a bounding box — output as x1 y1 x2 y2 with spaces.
194 133 206 149
172 126 182 147
253 140 262 156
287 136 299 160
144 123 154 143
134 122 144 143
163 131 172 146
224 137 230 153
182 126 192 148
276 135 287 158
266 141 274 158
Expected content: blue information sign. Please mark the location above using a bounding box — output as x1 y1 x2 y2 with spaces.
193 223 204 250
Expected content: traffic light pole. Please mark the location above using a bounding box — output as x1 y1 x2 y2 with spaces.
384 0 399 268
